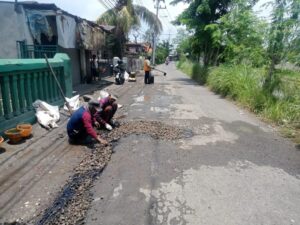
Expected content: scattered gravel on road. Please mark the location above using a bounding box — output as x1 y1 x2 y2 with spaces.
107 120 184 141
33 120 185 225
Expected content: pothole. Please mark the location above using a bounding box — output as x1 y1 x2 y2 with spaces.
24 121 187 225
106 120 185 141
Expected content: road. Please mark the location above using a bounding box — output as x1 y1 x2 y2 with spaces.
85 62 300 225
0 62 299 224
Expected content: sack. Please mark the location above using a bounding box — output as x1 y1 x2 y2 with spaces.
32 100 60 129
64 95 80 112
124 71 129 80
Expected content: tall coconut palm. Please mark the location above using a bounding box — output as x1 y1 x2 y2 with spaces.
97 0 163 57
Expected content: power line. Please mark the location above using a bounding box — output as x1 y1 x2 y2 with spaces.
98 0 118 16
159 15 173 31
165 7 174 22
160 33 177 35
104 0 116 8
152 0 166 65
159 0 177 32
99 0 111 10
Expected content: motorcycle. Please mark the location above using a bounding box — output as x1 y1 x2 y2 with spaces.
113 60 125 85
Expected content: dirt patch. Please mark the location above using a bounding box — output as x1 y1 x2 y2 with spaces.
107 120 184 141
23 121 185 225
143 95 151 102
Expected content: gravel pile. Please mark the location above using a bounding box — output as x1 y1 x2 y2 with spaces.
35 145 112 225
107 120 184 141
34 120 184 225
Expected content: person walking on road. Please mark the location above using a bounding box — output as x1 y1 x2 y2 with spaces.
144 56 152 84
67 100 108 145
165 56 169 65
95 92 118 131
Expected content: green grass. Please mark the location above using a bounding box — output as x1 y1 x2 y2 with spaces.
177 60 300 143
176 59 208 84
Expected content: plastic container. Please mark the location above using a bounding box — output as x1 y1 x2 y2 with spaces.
0 136 3 145
5 128 23 143
17 124 32 138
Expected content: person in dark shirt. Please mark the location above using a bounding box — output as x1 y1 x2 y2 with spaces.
67 100 108 145
94 94 118 131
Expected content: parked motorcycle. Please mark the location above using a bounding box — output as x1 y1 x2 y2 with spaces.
113 60 125 85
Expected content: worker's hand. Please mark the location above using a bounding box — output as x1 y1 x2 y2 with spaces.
97 136 108 146
94 121 100 128
105 123 113 131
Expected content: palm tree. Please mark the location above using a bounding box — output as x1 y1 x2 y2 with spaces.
97 0 163 57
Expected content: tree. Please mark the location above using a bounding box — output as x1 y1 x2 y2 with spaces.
156 40 173 63
97 0 162 57
217 0 267 66
142 28 154 44
266 0 300 83
172 0 233 66
172 28 192 57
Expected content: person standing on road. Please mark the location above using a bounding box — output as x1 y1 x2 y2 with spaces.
94 92 118 131
67 100 108 145
144 56 152 84
91 54 98 82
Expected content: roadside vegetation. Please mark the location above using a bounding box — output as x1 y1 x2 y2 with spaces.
172 0 300 142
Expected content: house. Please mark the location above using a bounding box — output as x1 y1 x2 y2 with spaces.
125 42 145 55
123 42 145 73
0 1 114 86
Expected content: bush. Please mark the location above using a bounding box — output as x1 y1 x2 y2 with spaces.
207 64 300 126
177 59 300 141
177 58 208 84
191 63 208 84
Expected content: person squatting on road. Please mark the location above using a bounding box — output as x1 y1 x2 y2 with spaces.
144 56 152 84
67 100 108 145
94 93 118 131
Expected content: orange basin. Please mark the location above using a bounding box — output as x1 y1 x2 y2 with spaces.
5 128 23 143
17 124 32 138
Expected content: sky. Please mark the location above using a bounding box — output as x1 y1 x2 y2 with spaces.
10 0 270 42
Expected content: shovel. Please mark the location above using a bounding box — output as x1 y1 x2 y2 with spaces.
44 54 73 115
152 68 167 76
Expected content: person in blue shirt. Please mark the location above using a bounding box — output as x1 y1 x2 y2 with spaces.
67 100 108 145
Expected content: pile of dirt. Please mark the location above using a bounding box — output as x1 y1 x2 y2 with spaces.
107 120 184 141
33 121 184 225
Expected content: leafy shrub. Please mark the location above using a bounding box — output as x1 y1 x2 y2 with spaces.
207 64 300 126
177 59 300 128
177 59 208 84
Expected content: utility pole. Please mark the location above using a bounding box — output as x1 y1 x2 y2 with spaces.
152 0 165 65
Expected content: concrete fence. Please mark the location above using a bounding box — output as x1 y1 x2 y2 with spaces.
0 53 72 134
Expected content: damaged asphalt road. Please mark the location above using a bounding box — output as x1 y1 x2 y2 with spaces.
1 63 300 225
34 121 185 225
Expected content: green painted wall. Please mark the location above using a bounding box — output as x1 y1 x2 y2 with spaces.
0 53 72 136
